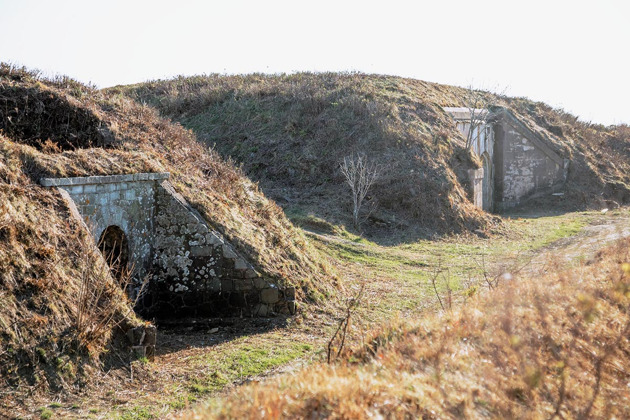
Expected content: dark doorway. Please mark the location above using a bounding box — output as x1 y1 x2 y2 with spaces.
98 225 129 284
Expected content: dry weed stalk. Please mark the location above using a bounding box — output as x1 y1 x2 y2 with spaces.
74 231 147 353
327 283 365 364
429 256 452 311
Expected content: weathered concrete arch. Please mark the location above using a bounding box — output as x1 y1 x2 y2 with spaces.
444 106 569 212
41 173 295 318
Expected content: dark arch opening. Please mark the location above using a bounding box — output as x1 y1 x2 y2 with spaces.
98 225 129 284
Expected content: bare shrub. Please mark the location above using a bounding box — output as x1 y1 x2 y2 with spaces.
339 153 381 229
74 232 147 352
456 84 506 149
327 283 364 364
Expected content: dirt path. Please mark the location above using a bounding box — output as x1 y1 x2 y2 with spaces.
527 211 630 275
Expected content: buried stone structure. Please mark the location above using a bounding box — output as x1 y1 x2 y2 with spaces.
445 106 570 212
40 173 295 318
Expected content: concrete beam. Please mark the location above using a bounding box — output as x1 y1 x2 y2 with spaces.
40 172 170 187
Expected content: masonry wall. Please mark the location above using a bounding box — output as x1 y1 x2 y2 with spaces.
493 119 565 210
41 173 296 319
149 180 295 317
41 173 169 281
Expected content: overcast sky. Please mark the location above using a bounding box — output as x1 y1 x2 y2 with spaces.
0 0 628 125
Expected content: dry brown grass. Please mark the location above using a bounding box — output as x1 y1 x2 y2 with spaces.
188 238 630 419
117 73 630 238
113 73 493 239
0 64 337 405
0 148 140 404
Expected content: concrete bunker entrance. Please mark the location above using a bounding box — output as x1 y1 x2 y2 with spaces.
98 225 129 284
40 172 297 322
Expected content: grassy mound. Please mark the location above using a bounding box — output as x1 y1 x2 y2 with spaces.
116 73 630 238
0 65 335 397
189 238 630 419
0 135 142 399
112 73 493 239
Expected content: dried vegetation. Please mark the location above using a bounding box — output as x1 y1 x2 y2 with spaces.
0 64 335 403
191 238 630 419
117 72 630 238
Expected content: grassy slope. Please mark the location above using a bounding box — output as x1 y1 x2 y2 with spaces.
111 73 493 239
189 233 630 419
38 210 607 419
115 72 630 238
0 65 335 401
0 133 143 405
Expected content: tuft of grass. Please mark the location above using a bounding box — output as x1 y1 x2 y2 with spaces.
37 407 53 419
115 406 156 420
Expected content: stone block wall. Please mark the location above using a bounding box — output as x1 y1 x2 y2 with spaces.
493 115 567 210
150 180 295 317
41 173 296 319
41 173 169 281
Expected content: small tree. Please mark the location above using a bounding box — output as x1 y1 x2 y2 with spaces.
458 84 506 149
340 153 381 229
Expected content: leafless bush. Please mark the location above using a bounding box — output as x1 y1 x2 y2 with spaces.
457 84 506 149
340 153 381 229
328 283 365 364
74 234 147 352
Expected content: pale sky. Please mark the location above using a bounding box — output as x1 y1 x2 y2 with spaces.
1 0 628 125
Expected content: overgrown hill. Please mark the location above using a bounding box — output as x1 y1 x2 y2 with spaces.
0 65 334 399
190 237 630 419
115 73 630 239
112 73 492 239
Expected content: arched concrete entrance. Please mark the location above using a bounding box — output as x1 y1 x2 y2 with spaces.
98 225 129 283
481 152 493 211
40 172 297 318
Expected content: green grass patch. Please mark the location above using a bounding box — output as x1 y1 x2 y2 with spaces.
186 336 313 394
312 210 596 321
115 406 157 420
38 407 53 419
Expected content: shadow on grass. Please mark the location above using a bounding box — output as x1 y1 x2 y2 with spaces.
154 316 290 357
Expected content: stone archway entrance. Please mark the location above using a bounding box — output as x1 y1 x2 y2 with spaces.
41 172 295 319
98 225 129 283
481 152 493 212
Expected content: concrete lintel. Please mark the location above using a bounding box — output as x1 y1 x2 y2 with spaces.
40 172 170 187
444 107 488 121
